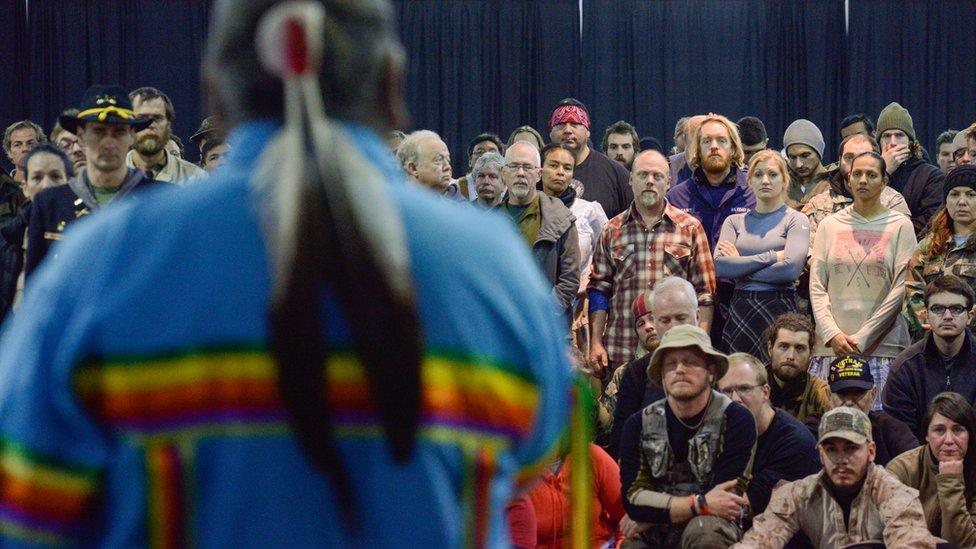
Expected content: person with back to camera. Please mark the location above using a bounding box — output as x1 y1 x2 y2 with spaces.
0 1 570 546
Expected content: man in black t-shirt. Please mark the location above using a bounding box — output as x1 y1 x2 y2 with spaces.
548 98 633 218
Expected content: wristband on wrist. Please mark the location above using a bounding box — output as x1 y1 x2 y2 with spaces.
697 493 710 516
688 495 698 517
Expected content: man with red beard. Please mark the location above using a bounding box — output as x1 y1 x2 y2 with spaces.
548 98 633 219
667 113 755 345
126 87 206 185
666 113 754 251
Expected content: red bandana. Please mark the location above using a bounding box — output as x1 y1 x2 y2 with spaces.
631 292 650 321
549 105 590 130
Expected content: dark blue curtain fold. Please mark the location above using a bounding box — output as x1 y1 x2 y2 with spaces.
4 0 975 172
847 0 976 152
23 0 212 162
394 0 581 173
580 0 846 161
1 0 29 172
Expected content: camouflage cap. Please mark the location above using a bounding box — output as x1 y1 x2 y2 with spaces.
819 406 872 445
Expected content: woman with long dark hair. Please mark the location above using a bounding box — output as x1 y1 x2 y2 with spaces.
809 151 917 410
905 165 976 340
714 150 808 361
0 1 570 546
888 392 976 546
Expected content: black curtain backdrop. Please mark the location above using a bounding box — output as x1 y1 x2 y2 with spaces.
581 0 846 161
393 0 581 174
3 1 974 173
1 0 29 136
847 0 976 154
19 0 212 165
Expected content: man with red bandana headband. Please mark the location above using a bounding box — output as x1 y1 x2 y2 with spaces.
548 98 633 219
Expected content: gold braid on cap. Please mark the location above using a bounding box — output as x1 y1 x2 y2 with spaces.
76 106 137 121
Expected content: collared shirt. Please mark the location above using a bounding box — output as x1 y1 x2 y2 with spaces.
125 149 207 185
588 201 716 366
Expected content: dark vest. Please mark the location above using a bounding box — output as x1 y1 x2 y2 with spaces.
639 390 731 544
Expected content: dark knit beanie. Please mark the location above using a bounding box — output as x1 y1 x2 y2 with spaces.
945 165 976 201
876 102 916 141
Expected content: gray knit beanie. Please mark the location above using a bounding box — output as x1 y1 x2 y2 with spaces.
952 131 970 153
782 119 825 159
876 102 916 141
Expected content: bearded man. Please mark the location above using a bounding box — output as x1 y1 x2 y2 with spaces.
618 325 756 548
125 87 206 184
501 140 580 319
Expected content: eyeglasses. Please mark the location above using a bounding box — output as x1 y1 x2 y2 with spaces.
719 384 760 397
56 138 80 151
928 304 969 317
503 163 537 173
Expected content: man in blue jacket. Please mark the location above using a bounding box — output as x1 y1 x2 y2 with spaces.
666 113 755 344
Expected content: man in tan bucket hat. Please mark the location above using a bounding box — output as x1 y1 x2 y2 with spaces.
618 324 757 548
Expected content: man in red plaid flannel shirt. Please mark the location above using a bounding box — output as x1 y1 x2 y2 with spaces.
587 149 716 377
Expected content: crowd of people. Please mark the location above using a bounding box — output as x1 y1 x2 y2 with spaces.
3 2 976 546
384 99 976 547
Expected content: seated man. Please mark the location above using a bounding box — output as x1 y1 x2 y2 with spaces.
764 313 831 423
886 275 976 440
734 407 943 548
717 353 820 523
806 355 918 467
607 276 698 458
619 325 756 548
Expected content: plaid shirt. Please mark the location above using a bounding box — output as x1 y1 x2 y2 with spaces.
588 201 716 365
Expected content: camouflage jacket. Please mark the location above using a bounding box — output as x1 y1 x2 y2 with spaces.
732 465 944 548
904 232 976 341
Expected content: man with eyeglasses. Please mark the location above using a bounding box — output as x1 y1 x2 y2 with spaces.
734 406 941 548
125 87 206 184
805 355 917 468
618 325 755 548
501 140 580 319
717 353 818 528
50 109 87 173
885 275 976 440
